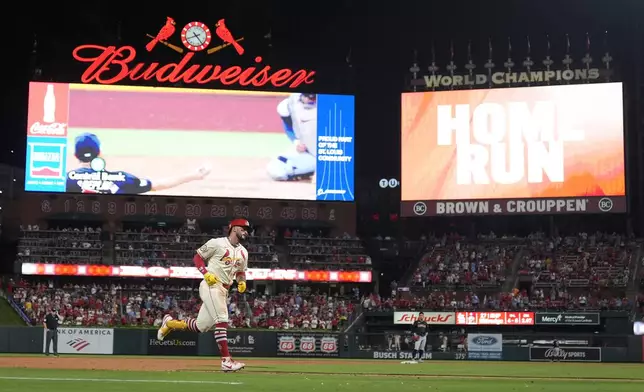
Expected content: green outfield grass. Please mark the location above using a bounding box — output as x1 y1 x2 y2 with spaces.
66 129 289 157
0 297 26 326
1 356 643 392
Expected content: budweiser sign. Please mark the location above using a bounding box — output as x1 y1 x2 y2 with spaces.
71 17 316 89
393 311 455 325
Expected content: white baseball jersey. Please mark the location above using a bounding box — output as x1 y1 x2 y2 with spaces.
285 93 318 158
196 237 248 285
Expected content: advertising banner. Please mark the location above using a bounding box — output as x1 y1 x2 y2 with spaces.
43 327 114 355
401 83 626 216
393 311 455 325
226 330 275 356
277 332 339 357
21 263 371 283
147 330 197 356
25 82 355 202
529 347 602 362
535 312 600 325
467 333 503 360
365 351 466 360
456 311 534 326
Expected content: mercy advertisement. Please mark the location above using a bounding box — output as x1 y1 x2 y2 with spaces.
401 83 625 216
25 82 355 201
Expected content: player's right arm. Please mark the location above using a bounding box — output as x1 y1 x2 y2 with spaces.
194 239 221 285
118 166 211 194
150 166 210 192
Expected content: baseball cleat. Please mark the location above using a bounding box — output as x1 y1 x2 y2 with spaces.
221 357 245 372
157 314 173 341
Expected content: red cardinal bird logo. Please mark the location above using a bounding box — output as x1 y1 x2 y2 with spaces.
146 17 176 52
215 19 244 55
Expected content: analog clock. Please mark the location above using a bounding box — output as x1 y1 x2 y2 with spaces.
181 22 212 52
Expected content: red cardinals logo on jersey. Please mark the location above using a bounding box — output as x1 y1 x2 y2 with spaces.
221 250 243 267
222 258 243 267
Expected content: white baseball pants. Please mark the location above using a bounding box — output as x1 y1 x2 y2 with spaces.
414 335 427 351
196 280 229 332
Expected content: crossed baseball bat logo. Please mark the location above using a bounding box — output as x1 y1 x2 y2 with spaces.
146 17 245 55
144 34 245 55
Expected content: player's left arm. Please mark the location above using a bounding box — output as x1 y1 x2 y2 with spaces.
277 97 297 142
236 248 248 292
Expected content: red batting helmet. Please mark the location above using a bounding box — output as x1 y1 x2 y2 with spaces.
228 218 251 233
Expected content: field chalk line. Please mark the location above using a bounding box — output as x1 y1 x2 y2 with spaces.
0 376 242 385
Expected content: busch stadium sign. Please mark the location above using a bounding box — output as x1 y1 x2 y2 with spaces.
535 312 600 326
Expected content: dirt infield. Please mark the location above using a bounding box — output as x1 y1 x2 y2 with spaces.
0 357 371 371
109 156 315 199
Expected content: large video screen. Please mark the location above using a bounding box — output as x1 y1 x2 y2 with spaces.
401 83 625 216
25 82 355 201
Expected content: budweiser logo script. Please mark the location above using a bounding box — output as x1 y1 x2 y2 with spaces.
72 46 316 88
30 122 67 136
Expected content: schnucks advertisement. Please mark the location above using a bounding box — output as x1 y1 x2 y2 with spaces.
25 82 355 201
393 311 455 325
401 83 625 216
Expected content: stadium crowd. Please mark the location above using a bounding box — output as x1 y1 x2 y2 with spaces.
411 234 519 288
10 225 643 326
361 288 633 312
10 280 354 330
517 232 634 288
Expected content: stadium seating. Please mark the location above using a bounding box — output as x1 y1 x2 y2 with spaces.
114 227 277 267
411 237 517 288
285 228 371 270
518 233 636 288
17 225 371 271
11 280 355 330
17 226 104 265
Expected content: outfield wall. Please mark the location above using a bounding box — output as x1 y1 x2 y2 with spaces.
0 326 641 363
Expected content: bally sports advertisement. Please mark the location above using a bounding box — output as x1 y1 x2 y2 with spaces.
401 83 625 216
25 82 355 201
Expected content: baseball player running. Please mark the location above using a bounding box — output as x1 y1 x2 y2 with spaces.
266 93 317 181
67 132 211 194
412 312 429 362
157 218 251 372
